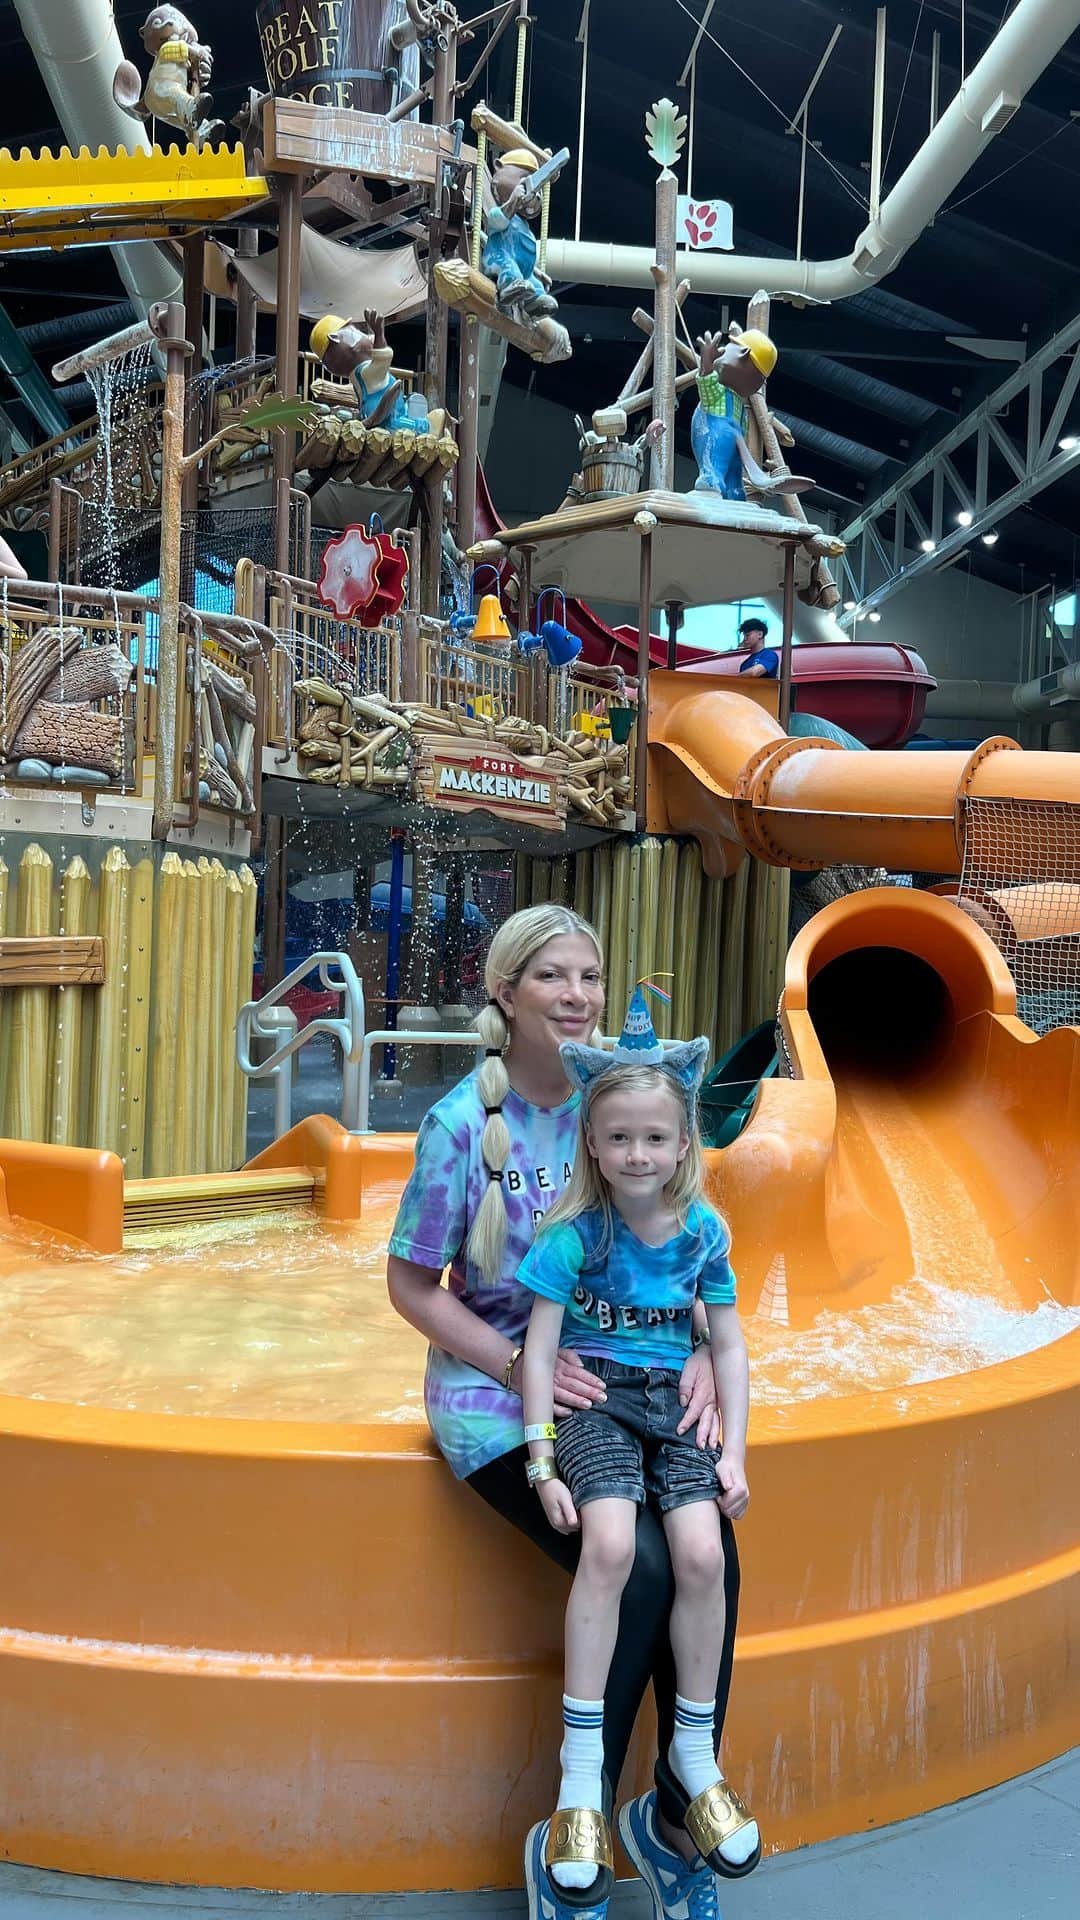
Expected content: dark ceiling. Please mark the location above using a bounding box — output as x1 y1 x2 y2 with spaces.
3 0 1080 593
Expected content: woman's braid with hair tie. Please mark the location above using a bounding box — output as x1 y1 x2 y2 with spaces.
467 996 513 1279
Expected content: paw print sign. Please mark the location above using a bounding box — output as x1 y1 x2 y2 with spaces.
676 196 733 251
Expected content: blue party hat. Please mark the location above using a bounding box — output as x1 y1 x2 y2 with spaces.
561 983 710 1121
615 985 665 1063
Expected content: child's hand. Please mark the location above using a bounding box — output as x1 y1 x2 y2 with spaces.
539 1477 579 1534
715 1454 749 1520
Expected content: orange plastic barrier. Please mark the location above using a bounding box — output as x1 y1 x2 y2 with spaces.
647 669 1080 876
0 889 1077 1891
0 1138 123 1252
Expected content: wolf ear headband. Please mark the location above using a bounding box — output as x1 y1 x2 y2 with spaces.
560 984 710 1125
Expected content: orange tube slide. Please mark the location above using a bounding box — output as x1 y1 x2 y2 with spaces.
647 670 1080 876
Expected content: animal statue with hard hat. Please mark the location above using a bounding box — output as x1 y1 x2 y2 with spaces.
310 311 443 437
482 150 559 318
691 328 812 504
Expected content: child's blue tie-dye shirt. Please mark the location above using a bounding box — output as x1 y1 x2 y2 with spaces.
388 1069 581 1478
518 1203 735 1368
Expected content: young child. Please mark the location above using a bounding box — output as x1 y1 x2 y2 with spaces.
520 988 759 1901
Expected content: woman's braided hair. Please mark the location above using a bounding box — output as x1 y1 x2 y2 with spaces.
468 904 603 1283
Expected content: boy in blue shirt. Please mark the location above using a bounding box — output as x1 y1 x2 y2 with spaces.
737 616 779 679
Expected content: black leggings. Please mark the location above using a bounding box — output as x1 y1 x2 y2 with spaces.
467 1444 740 1810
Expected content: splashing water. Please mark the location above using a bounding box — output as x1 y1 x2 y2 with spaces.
749 1276 1080 1405
0 1204 1075 1424
0 1204 423 1423
86 338 155 590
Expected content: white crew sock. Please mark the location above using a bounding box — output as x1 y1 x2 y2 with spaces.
669 1694 760 1868
551 1695 604 1890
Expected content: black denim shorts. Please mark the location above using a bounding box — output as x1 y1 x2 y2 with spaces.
554 1357 722 1514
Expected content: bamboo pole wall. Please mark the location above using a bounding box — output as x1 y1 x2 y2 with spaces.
519 837 790 1061
0 841 257 1177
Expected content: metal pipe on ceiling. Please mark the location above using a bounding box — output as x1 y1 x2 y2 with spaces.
11 0 182 320
19 303 137 352
780 351 940 426
545 0 1080 302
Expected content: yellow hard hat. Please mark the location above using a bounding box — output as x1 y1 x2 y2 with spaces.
310 314 346 361
500 148 539 172
739 329 777 379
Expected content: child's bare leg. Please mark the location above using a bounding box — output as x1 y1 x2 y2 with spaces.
553 1496 636 1889
663 1500 759 1867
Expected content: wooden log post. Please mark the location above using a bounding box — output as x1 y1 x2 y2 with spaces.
181 234 205 526
50 856 92 1147
152 301 191 842
456 312 480 555
652 169 679 489
5 845 52 1141
88 846 131 1157
148 853 184 1176
779 541 796 732
421 29 457 616
120 857 154 1177
222 869 245 1171
262 815 288 991
635 523 653 822
235 227 258 363
234 866 258 1169
176 859 201 1173
274 171 304 575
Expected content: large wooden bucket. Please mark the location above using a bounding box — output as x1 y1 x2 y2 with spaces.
580 441 643 500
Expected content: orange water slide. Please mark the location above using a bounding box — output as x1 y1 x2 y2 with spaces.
715 886 1080 1323
647 670 1080 876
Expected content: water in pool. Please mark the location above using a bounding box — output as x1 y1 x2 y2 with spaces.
0 1204 1077 1420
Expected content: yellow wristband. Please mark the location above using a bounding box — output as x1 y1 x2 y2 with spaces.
524 1422 557 1443
526 1457 558 1487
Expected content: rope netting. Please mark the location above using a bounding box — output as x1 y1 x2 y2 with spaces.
957 795 1080 1035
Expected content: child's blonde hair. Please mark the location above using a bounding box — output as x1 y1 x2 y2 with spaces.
468 904 603 1282
542 1062 706 1258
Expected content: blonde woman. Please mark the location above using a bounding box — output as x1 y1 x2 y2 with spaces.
387 908 741 1920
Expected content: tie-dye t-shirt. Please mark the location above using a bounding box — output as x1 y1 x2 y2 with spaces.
387 1070 581 1478
519 1202 736 1368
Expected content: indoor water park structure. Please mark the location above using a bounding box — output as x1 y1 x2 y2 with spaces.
0 0 1077 1901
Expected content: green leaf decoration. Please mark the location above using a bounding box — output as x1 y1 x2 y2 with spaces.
645 98 687 170
236 393 318 434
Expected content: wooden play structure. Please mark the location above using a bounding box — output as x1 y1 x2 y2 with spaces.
0 0 1079 1902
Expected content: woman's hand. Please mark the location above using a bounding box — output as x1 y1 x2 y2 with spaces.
538 1476 579 1534
716 1453 749 1520
511 1346 606 1415
676 1346 720 1449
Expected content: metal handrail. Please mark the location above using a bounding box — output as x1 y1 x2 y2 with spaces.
236 951 366 1140
355 1029 483 1135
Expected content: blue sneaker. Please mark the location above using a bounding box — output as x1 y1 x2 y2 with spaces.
618 1793 721 1920
524 1818 609 1920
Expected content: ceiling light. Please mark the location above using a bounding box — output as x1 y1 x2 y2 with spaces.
868 610 882 623
843 600 857 611
981 531 999 546
1059 435 1079 452
956 510 973 527
920 538 936 553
